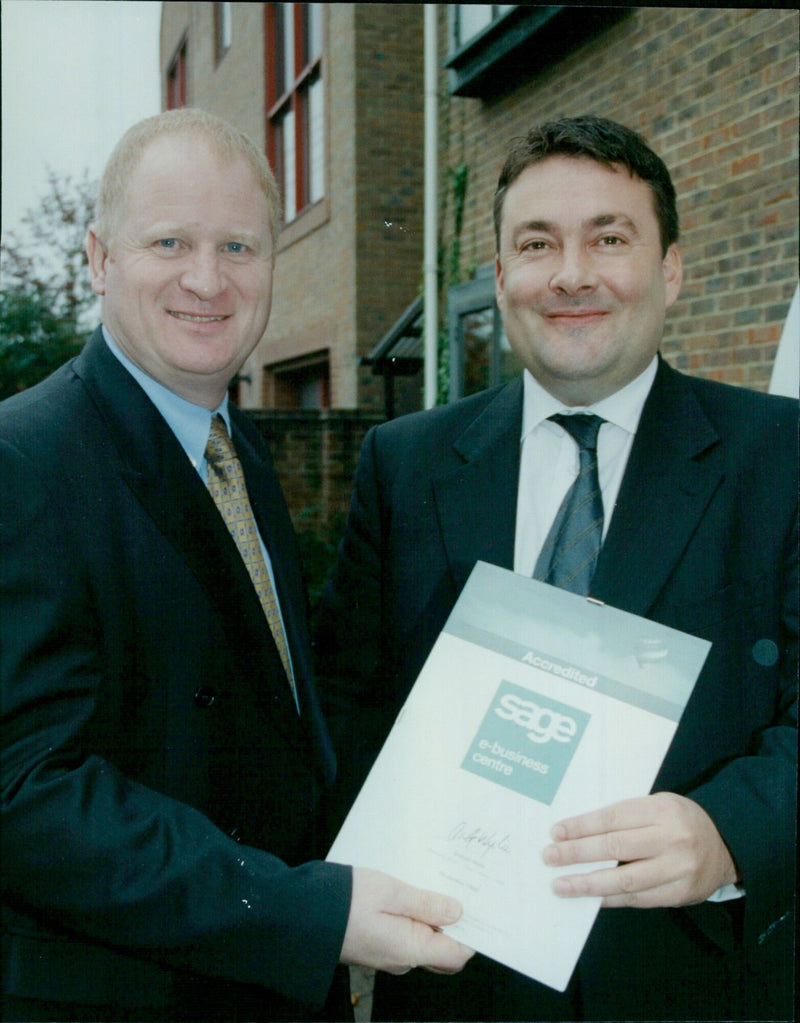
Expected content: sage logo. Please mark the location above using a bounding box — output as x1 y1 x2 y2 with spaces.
494 691 578 744
462 680 590 804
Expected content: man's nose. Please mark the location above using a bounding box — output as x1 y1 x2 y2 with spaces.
180 248 225 299
548 243 598 294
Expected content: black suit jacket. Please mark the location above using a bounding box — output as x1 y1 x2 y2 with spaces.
1 329 351 1020
315 359 797 1021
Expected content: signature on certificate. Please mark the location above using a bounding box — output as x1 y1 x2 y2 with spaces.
446 821 512 859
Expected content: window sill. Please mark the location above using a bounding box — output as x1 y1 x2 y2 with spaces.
277 198 330 252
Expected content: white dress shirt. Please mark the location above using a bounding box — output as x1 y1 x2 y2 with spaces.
514 357 658 576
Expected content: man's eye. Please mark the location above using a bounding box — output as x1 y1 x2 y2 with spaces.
599 235 624 246
157 239 178 249
522 239 548 251
226 241 246 254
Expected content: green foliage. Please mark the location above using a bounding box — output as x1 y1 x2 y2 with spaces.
436 162 470 405
1 169 98 399
0 288 86 398
447 162 470 287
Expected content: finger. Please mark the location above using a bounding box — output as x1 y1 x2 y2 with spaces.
387 881 464 929
377 919 474 976
412 929 475 975
602 880 689 910
551 856 682 900
552 797 652 841
341 870 473 974
543 824 662 867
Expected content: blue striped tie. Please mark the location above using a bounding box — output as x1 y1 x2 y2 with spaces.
534 413 605 596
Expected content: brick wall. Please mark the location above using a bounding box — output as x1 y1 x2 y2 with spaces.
160 1 189 79
246 409 381 528
441 6 799 391
247 409 382 599
268 3 426 414
161 3 266 149
261 5 361 410
353 4 425 411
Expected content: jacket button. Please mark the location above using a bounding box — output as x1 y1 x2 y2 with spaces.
228 826 243 843
193 685 217 708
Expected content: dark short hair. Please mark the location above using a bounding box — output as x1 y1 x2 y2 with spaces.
493 115 679 255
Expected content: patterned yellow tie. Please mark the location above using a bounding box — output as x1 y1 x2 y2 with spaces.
205 415 296 700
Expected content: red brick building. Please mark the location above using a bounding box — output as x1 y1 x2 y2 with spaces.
161 2 425 414
437 5 798 398
161 4 798 413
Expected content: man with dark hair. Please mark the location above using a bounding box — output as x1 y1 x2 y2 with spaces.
492 116 680 254
315 115 797 1021
0 109 473 1023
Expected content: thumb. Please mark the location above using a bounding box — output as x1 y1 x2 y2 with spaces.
389 880 464 928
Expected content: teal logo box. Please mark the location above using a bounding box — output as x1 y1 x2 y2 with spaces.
462 680 590 804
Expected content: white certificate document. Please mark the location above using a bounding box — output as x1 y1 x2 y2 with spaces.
327 561 711 991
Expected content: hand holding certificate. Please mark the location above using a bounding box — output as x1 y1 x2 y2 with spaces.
545 789 740 908
328 562 711 991
340 868 475 975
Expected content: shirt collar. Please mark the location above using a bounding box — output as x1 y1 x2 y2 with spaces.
520 356 658 441
102 325 230 471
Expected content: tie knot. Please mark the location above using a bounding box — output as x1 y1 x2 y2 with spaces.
206 414 235 466
550 413 604 452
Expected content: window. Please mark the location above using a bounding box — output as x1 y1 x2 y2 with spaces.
215 3 232 63
446 5 629 98
166 38 187 109
265 3 324 224
264 352 330 410
452 4 515 49
448 267 523 401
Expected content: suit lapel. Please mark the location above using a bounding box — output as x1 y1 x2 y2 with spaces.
75 332 305 737
592 359 724 616
429 362 723 623
432 378 523 591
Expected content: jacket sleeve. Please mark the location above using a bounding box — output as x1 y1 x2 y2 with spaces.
0 433 352 1008
687 503 797 955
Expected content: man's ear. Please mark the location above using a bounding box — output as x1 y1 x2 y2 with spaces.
86 227 109 297
663 243 683 309
495 254 505 311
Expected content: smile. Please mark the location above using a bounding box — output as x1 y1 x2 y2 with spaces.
546 311 609 326
547 310 607 320
168 311 228 323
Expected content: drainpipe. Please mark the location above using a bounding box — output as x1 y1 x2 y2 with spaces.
423 4 438 409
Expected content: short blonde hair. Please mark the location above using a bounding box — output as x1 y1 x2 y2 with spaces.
93 108 282 243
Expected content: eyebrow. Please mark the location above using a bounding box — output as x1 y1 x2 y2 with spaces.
511 213 642 246
590 213 641 235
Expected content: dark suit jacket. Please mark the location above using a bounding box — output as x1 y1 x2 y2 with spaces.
315 358 797 1021
0 329 351 1021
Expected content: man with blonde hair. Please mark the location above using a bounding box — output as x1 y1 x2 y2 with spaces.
0 110 472 1022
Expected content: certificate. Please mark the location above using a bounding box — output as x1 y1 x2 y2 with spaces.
327 561 710 991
